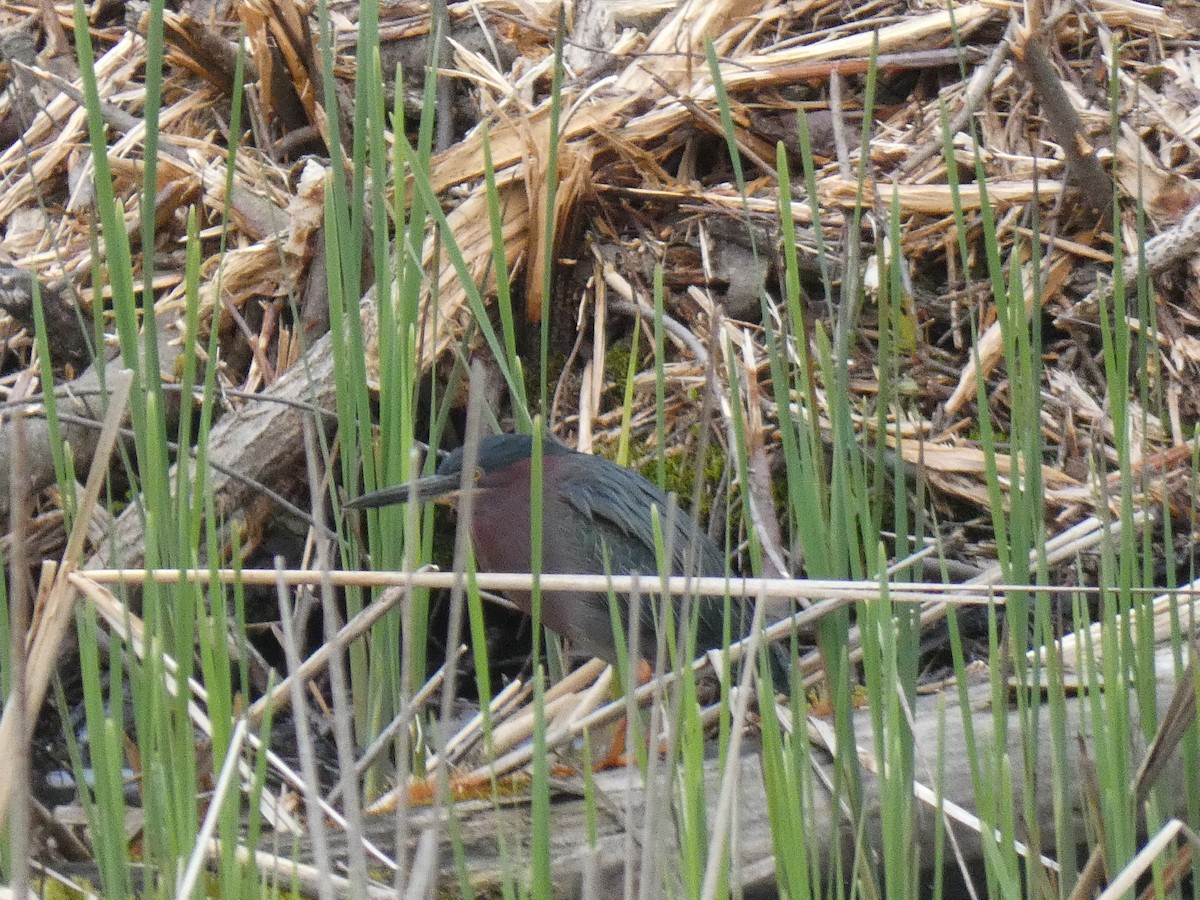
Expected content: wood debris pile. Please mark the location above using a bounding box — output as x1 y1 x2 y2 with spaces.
0 0 1197 577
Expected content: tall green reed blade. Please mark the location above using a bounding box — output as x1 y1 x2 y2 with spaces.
933 90 999 900
362 47 407 616
0 566 7 718
71 0 172 567
860 545 918 899
1110 48 1164 773
869 187 922 896
30 280 75 523
175 208 204 557
766 145 829 602
758 673 817 900
320 0 380 736
525 424 553 897
761 149 827 900
365 44 419 787
232 671 278 898
530 666 552 899
530 426 545 670
75 604 132 898
397 133 529 421
676 628 709 898
1013 182 1064 897
322 189 392 748
1088 44 1139 879
316 0 358 301
961 197 1030 900
538 14 566 415
66 14 132 362
652 267 668 489
199 40 254 888
364 62 441 714
482 129 529 418
320 0 376 508
138 0 170 495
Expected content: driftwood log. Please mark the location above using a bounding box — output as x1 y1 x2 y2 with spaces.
0 278 184 518
0 279 340 570
314 653 1188 897
81 323 341 572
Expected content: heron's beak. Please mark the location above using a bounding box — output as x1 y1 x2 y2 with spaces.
344 472 462 510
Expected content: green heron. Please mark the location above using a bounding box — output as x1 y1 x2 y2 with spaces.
347 433 787 686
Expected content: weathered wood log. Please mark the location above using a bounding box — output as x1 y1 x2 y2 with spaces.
0 303 183 519
314 653 1187 897
82 324 342 571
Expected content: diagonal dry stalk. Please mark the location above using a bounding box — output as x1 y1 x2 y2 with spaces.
0 368 133 822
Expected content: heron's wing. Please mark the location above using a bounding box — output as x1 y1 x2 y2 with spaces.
555 455 723 575
555 456 764 662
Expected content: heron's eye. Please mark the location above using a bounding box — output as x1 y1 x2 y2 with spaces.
472 467 484 482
